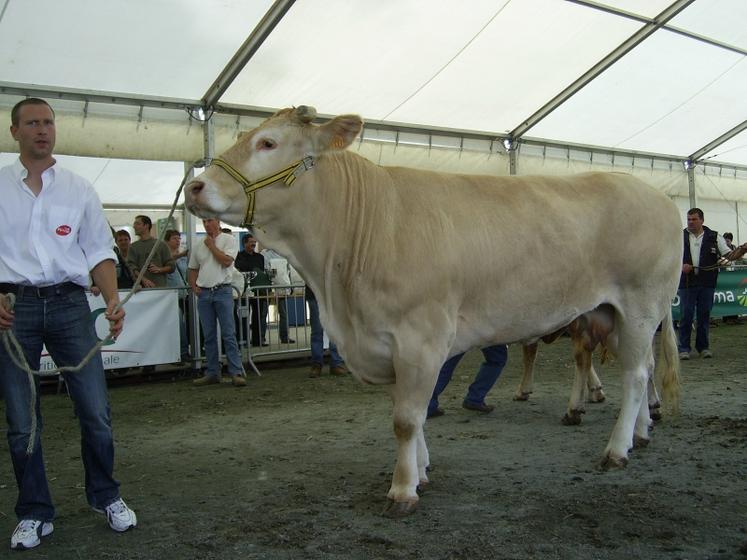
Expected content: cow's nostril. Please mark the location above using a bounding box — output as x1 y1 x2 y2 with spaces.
188 180 205 195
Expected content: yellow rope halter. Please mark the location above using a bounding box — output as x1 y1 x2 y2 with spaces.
204 156 315 227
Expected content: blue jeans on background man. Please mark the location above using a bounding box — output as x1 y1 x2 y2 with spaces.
428 344 508 416
0 288 120 521
677 286 716 353
197 285 244 378
307 297 343 367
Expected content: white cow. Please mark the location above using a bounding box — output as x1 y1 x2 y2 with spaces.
185 106 681 516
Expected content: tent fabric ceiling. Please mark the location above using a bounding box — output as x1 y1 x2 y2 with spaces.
0 0 745 168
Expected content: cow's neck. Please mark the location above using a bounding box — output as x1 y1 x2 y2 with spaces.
255 152 387 321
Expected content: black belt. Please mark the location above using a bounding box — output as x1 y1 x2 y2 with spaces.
198 283 231 292
0 281 84 299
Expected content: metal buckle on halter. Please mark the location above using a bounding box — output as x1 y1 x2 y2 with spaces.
292 156 315 178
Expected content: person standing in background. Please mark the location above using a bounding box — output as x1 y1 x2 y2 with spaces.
234 234 268 347
188 219 246 387
165 229 190 360
113 229 134 289
678 208 739 359
126 215 174 288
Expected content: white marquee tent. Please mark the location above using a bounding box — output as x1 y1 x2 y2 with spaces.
1 0 746 237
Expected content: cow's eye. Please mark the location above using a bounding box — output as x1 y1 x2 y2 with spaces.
257 138 276 151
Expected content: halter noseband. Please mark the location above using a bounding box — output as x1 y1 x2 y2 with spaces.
198 155 315 227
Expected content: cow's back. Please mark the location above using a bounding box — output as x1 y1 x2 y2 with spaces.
305 154 681 375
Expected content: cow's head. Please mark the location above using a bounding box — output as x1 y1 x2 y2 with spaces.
185 106 363 226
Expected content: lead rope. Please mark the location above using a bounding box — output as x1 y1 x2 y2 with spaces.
1 165 196 455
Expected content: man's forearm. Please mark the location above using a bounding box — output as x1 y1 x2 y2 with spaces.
90 260 120 304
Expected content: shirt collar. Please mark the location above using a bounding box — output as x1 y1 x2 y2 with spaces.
11 157 58 183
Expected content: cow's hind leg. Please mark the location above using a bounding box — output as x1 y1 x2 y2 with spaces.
633 346 655 448
514 343 537 401
601 318 654 469
647 373 662 421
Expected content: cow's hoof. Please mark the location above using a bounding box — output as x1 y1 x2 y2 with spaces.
588 388 606 403
416 480 429 495
513 392 531 401
599 454 628 470
633 435 650 449
561 410 583 426
382 499 418 518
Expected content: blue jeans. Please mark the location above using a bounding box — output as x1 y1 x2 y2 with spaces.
678 286 715 353
197 286 244 377
307 298 343 367
0 288 119 521
428 344 508 415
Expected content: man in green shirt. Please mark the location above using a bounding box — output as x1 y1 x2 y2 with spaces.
126 215 174 288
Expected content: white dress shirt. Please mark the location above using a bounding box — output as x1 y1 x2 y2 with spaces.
188 233 238 288
0 159 116 287
687 229 731 269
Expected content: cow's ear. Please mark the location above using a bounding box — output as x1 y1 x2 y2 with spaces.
318 114 363 151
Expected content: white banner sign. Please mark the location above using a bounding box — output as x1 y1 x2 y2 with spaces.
40 289 180 372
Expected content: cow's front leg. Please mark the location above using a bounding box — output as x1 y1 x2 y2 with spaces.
586 364 606 403
514 343 537 401
562 344 590 426
383 350 442 518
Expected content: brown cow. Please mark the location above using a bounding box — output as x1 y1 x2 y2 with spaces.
516 305 614 425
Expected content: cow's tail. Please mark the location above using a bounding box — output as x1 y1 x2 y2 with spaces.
657 306 681 415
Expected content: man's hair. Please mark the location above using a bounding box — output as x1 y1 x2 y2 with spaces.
723 232 733 241
135 215 152 229
115 229 131 240
243 235 256 244
687 208 704 220
164 229 180 241
11 98 55 127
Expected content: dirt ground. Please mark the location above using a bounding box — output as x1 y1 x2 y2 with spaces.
0 322 745 560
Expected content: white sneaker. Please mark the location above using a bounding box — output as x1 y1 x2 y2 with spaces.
94 498 137 532
10 519 53 550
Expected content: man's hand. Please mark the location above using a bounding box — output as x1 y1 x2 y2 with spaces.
682 263 694 274
90 285 101 296
191 284 202 296
141 278 156 289
147 263 162 274
0 293 14 330
105 300 125 339
204 236 216 250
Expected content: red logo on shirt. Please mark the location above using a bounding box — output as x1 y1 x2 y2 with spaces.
56 225 72 236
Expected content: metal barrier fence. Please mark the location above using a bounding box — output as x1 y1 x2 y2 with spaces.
234 283 312 364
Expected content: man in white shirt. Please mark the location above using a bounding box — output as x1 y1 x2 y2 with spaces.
188 219 246 386
0 98 136 550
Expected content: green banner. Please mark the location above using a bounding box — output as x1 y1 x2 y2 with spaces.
672 268 747 320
